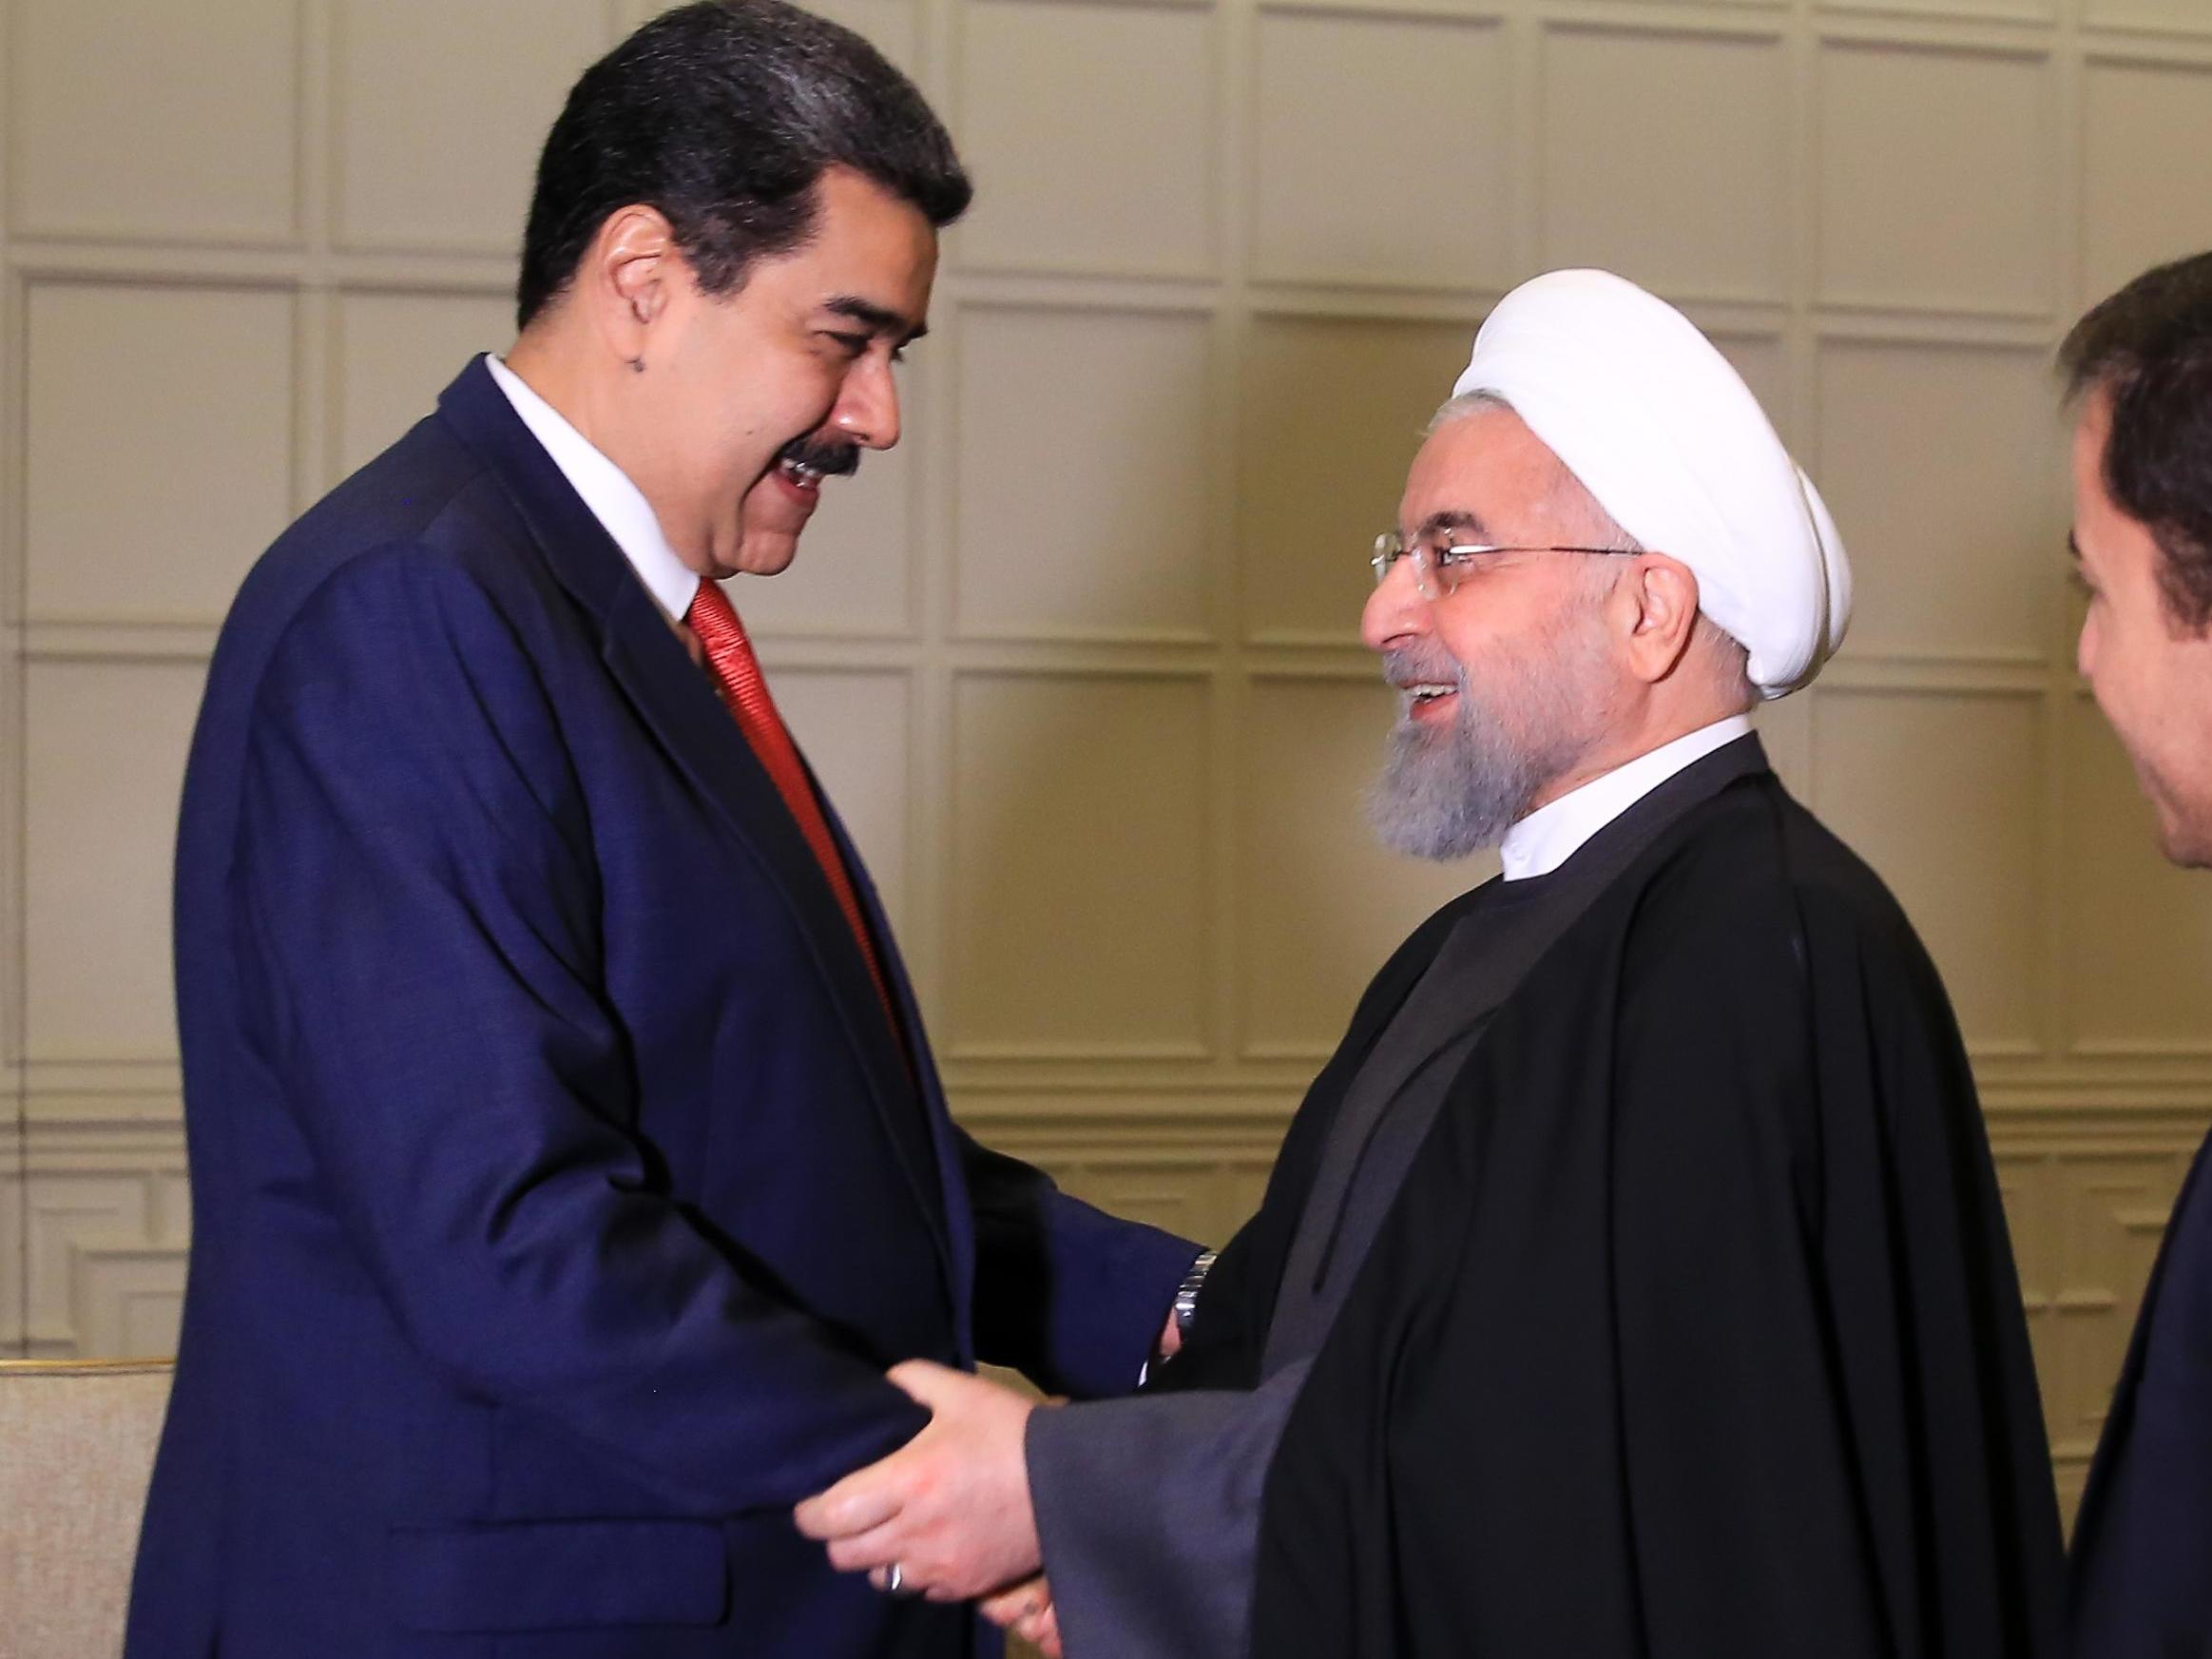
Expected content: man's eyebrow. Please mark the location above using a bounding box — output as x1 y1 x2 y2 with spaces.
823 294 926 345
2068 531 2083 562
1416 509 1490 541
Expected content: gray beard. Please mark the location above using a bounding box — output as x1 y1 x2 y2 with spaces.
1368 627 1612 862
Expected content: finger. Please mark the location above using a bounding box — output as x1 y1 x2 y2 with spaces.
978 1580 1047 1629
1021 1605 1063 1656
825 1516 910 1574
793 1467 908 1540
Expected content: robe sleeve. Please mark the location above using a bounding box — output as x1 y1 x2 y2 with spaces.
1027 1361 1311 1659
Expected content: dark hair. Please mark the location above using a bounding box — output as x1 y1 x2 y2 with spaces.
2060 250 2212 632
516 0 971 330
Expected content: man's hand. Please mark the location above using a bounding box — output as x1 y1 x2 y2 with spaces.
981 1573 1063 1657
793 1360 1042 1602
1157 1305 1183 1362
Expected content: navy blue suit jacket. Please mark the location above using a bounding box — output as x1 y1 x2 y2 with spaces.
2070 1130 2212 1657
125 358 1196 1659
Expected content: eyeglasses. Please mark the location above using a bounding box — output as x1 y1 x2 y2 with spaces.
1370 531 1636 601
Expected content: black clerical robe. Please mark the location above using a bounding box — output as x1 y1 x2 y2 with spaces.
1159 751 2063 1659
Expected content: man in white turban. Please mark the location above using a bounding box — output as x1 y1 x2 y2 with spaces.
793 270 2067 1659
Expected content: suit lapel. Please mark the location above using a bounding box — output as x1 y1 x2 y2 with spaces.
433 358 954 1286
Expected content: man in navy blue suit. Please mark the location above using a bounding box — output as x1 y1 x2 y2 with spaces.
125 5 1199 1654
2063 251 2212 1657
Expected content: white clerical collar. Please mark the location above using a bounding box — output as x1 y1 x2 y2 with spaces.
484 353 702 624
1499 713 1756 882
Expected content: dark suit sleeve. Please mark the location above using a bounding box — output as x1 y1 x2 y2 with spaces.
231 545 927 1513
959 1131 1199 1399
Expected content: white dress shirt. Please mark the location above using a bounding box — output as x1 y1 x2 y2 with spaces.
1499 713 1756 882
484 353 701 624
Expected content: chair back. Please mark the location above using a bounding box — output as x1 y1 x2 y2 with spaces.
0 1359 173 1659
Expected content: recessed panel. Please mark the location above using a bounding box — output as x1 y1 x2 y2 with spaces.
1251 13 1508 289
28 284 296 625
1540 29 1786 300
12 0 299 241
956 307 1214 638
1810 690 2042 1054
2083 62 2212 306
1240 315 1474 642
1815 341 2063 661
25 663 207 1062
1241 679 1495 1056
1817 45 2053 315
2064 699 2212 1053
2082 0 2212 29
2049 1152 2188 1446
949 675 1209 1053
26 1175 154 1347
337 0 607 251
336 292 514 480
957 0 1214 276
768 666 914 934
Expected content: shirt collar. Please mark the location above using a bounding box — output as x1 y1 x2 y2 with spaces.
1499 713 1756 882
484 353 702 624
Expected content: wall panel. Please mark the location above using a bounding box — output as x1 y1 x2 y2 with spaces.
10 0 301 244
1816 42 2055 316
1813 339 2063 662
332 0 608 253
1250 11 1510 290
1537 25 1788 301
27 283 297 624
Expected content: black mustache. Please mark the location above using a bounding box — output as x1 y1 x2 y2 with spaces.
776 434 862 477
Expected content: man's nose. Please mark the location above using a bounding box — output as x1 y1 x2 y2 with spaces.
832 355 901 451
1361 554 1428 652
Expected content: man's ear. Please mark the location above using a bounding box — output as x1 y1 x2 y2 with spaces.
1620 553 1702 685
582 204 682 368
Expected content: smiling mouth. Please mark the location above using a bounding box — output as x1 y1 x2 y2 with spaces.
775 455 828 497
772 434 861 500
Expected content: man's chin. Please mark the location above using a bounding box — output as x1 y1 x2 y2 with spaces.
730 531 802 577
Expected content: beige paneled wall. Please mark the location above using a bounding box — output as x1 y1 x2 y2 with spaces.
8 0 2212 1526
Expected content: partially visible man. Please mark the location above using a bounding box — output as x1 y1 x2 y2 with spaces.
798 270 2067 1659
2061 250 2212 1658
125 6 1196 1655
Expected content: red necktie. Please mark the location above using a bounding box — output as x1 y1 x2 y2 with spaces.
685 579 900 1036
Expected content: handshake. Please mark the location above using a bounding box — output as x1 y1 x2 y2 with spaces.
793 1310 1184 1657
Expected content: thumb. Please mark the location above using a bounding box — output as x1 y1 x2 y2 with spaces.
885 1359 969 1410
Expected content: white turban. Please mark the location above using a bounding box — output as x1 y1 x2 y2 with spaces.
1450 269 1851 698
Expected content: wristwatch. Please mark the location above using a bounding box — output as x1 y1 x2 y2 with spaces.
1172 1249 1218 1340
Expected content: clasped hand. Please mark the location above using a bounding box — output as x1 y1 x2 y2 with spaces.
794 1360 1047 1602
797 1314 1180 1654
